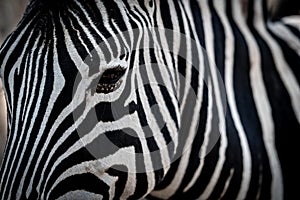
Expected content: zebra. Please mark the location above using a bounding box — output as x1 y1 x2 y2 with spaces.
0 0 299 199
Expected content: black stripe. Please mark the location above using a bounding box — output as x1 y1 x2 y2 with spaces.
29 12 81 195
284 24 300 39
159 0 173 30
60 10 91 61
12 34 55 197
267 28 300 85
49 173 110 199
190 0 205 48
251 24 300 200
107 165 129 200
176 82 209 196
231 20 272 200
0 26 45 198
216 111 243 199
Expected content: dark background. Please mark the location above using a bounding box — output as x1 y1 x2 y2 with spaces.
0 0 28 44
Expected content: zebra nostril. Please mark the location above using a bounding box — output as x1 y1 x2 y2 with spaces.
96 66 126 94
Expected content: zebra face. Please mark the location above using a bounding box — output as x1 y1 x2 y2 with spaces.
0 0 183 199
1 0 299 199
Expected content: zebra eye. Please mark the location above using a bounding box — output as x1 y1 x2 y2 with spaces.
96 66 126 94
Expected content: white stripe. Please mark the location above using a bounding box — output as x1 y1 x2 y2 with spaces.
214 2 252 199
150 2 198 198
181 0 211 191
114 0 134 50
56 190 103 200
161 0 180 94
33 16 96 195
135 61 159 194
219 168 235 199
75 1 115 59
154 0 181 154
15 48 48 199
267 21 300 55
68 12 92 57
234 0 284 199
141 33 174 174
21 36 65 198
282 16 300 30
11 38 47 199
251 0 284 199
120 9 156 194
183 77 212 192
41 113 144 198
0 29 35 197
197 1 228 199
255 2 300 124
21 43 35 121
0 22 32 72
49 147 136 200
0 21 32 120
95 1 122 59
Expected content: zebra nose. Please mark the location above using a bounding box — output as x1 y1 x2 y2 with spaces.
96 66 126 94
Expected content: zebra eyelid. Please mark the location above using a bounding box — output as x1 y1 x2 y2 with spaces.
96 66 126 94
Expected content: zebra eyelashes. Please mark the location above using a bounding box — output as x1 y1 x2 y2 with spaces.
96 66 126 94
96 81 123 94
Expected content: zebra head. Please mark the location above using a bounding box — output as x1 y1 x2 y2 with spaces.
2 0 299 199
0 0 222 199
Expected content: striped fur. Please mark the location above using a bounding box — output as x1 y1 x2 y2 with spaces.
0 0 299 199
